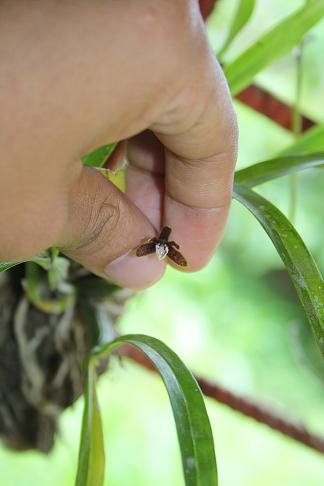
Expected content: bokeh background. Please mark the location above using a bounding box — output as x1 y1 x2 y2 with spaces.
1 0 323 484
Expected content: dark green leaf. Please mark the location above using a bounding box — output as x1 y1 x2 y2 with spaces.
25 262 75 314
92 334 218 486
218 0 255 59
47 256 70 290
233 184 324 358
225 1 324 95
77 299 116 349
0 254 61 273
0 261 22 272
75 360 105 486
235 153 324 187
82 143 117 168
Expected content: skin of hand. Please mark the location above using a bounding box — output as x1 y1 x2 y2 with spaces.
0 0 237 289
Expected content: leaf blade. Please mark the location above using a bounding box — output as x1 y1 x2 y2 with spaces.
92 334 218 486
218 0 255 59
235 153 324 187
82 143 117 168
0 261 22 272
233 184 324 357
225 0 324 95
280 124 324 155
75 360 105 486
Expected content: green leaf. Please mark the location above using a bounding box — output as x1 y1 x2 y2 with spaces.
77 299 116 349
235 153 324 187
218 0 255 59
233 184 324 358
90 334 218 486
280 124 324 155
0 253 63 274
25 262 75 314
0 261 22 272
82 143 117 168
0 254 58 274
75 360 105 486
95 167 125 192
47 256 70 290
32 255 52 271
225 0 324 95
51 246 60 260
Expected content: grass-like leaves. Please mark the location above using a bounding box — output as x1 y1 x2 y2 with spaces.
75 361 105 486
235 153 324 187
233 184 324 357
280 124 324 155
225 0 324 95
0 261 22 272
82 143 117 168
218 0 255 60
75 334 218 486
234 152 324 357
0 255 51 273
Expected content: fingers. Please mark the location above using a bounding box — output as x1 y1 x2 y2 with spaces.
126 131 165 230
126 51 237 274
56 165 165 289
0 0 236 283
153 51 238 271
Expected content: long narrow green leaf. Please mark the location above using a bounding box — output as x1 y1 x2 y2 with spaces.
32 255 52 271
233 184 324 357
77 299 116 350
75 361 105 486
218 0 255 59
91 334 218 486
225 0 324 95
0 261 22 272
0 254 59 273
235 153 324 187
82 143 117 168
280 124 324 155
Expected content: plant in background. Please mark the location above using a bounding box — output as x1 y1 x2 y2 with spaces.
1 1 324 485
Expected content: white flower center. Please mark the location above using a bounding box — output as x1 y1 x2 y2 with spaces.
155 243 169 260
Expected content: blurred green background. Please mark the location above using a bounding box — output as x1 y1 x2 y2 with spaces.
1 0 323 484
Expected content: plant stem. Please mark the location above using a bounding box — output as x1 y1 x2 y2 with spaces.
289 42 304 223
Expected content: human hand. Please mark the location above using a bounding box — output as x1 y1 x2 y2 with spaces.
0 0 237 289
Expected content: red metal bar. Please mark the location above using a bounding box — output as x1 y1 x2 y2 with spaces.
236 84 315 132
199 0 218 20
198 0 316 132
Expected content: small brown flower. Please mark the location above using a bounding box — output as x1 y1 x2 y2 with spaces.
136 226 188 267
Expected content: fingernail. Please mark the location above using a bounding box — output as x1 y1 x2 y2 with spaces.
104 252 165 289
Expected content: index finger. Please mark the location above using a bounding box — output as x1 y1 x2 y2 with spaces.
153 55 237 270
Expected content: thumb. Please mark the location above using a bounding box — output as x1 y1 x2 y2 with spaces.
56 165 165 289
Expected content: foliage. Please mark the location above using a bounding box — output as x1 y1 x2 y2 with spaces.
76 335 217 486
1 1 324 485
75 361 105 486
224 0 324 95
81 143 117 168
218 0 256 60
